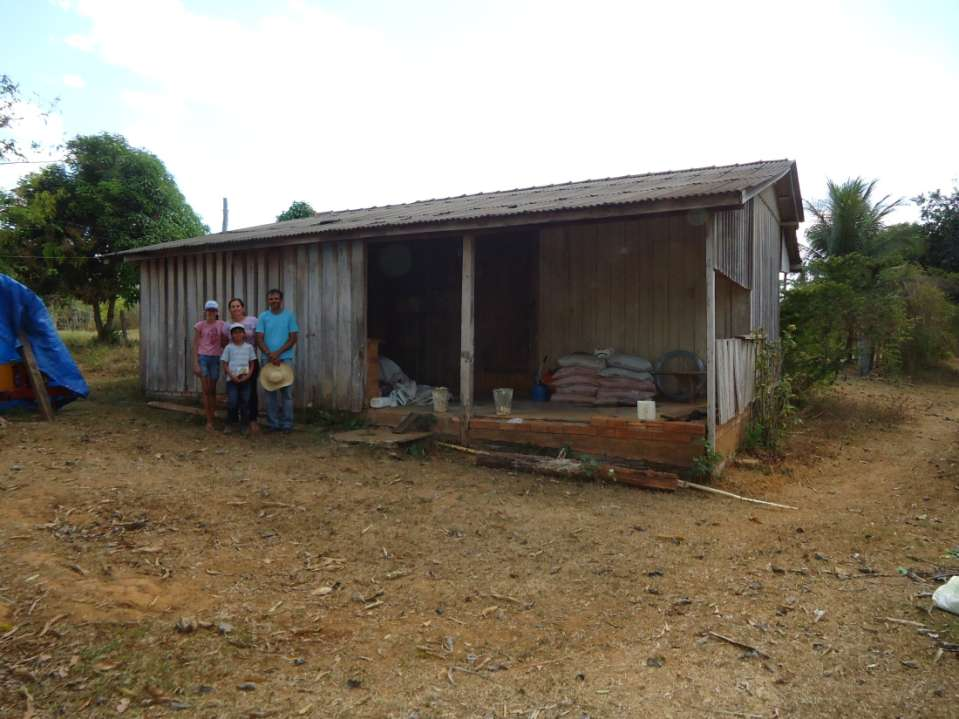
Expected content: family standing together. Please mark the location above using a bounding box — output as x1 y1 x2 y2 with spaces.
191 289 299 434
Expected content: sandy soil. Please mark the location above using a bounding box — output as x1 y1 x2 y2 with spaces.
1 356 958 718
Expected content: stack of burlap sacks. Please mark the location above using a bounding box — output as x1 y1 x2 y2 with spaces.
549 352 656 406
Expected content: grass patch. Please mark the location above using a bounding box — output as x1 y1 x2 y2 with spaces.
60 331 139 379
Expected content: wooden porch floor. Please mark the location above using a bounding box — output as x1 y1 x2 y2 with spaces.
368 400 706 469
370 399 705 423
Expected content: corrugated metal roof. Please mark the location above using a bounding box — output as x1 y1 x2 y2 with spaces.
125 159 796 256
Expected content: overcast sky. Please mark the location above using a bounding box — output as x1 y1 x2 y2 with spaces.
2 0 958 234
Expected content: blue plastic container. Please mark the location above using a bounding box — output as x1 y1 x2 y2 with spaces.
531 382 550 402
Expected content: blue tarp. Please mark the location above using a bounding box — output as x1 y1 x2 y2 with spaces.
0 273 89 411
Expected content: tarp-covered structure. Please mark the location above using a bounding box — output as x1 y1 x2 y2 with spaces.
0 273 89 411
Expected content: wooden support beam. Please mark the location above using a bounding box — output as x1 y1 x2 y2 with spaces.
460 234 476 437
704 213 717 448
17 332 54 421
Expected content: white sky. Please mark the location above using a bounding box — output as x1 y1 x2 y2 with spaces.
3 0 958 233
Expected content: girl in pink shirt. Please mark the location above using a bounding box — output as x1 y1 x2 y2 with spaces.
192 300 226 431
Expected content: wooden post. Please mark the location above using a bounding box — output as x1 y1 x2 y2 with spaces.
460 234 476 440
704 213 717 447
17 332 55 421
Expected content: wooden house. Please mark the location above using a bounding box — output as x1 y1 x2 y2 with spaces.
124 160 803 470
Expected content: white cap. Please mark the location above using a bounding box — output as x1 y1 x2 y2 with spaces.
229 322 245 332
204 300 219 311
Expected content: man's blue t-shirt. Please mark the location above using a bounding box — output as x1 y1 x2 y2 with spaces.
257 309 299 362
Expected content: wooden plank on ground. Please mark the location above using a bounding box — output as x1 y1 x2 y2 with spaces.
332 428 432 447
148 400 226 419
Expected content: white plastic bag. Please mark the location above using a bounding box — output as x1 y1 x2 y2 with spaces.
932 575 959 615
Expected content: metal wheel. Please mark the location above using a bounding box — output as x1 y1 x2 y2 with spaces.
653 350 705 402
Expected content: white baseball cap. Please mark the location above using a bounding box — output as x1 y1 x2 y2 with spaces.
204 300 219 311
229 322 245 332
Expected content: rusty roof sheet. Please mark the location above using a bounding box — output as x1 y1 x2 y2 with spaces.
125 159 797 256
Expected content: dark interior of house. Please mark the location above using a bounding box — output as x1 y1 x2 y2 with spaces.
367 232 538 402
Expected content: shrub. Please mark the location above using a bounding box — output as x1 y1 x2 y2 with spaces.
748 332 794 454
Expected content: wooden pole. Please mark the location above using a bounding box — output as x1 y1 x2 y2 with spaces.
704 212 717 448
17 332 54 421
460 234 476 442
677 480 798 510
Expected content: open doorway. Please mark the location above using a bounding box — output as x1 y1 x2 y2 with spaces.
367 238 462 396
366 232 539 407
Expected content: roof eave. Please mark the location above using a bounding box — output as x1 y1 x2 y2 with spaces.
121 191 748 261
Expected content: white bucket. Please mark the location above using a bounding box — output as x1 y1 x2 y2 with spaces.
493 387 514 417
432 387 450 413
636 400 656 421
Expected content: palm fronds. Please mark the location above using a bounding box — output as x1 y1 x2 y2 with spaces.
803 178 903 259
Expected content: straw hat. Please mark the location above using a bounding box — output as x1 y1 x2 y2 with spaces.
259 362 294 391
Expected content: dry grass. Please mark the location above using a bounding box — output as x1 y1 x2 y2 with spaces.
798 382 913 437
61 331 139 378
2 344 959 717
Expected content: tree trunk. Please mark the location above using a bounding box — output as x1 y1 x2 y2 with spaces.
105 296 117 335
91 301 104 338
91 297 118 342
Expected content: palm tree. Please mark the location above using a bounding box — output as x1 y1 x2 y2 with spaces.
804 178 902 259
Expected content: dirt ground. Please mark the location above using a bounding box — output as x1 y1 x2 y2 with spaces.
1 347 958 718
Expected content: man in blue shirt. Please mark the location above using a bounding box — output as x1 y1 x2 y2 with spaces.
256 288 299 432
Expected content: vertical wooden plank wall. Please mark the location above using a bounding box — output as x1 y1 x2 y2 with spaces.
537 215 706 364
306 244 322 407
751 190 782 339
139 239 367 411
716 338 757 424
714 206 751 289
138 260 149 391
319 244 337 407
349 240 367 412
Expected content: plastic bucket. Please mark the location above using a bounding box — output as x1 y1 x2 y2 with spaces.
636 400 656 421
432 387 449 413
493 387 514 417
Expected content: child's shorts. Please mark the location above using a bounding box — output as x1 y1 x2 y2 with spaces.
198 354 220 380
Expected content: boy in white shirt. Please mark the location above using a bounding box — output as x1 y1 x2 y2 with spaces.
220 323 258 434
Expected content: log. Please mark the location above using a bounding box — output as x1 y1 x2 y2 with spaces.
473 450 678 491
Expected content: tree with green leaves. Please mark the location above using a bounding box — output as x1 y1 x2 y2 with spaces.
918 188 959 274
1 74 23 161
276 200 315 222
804 178 902 260
0 133 206 341
873 222 925 262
